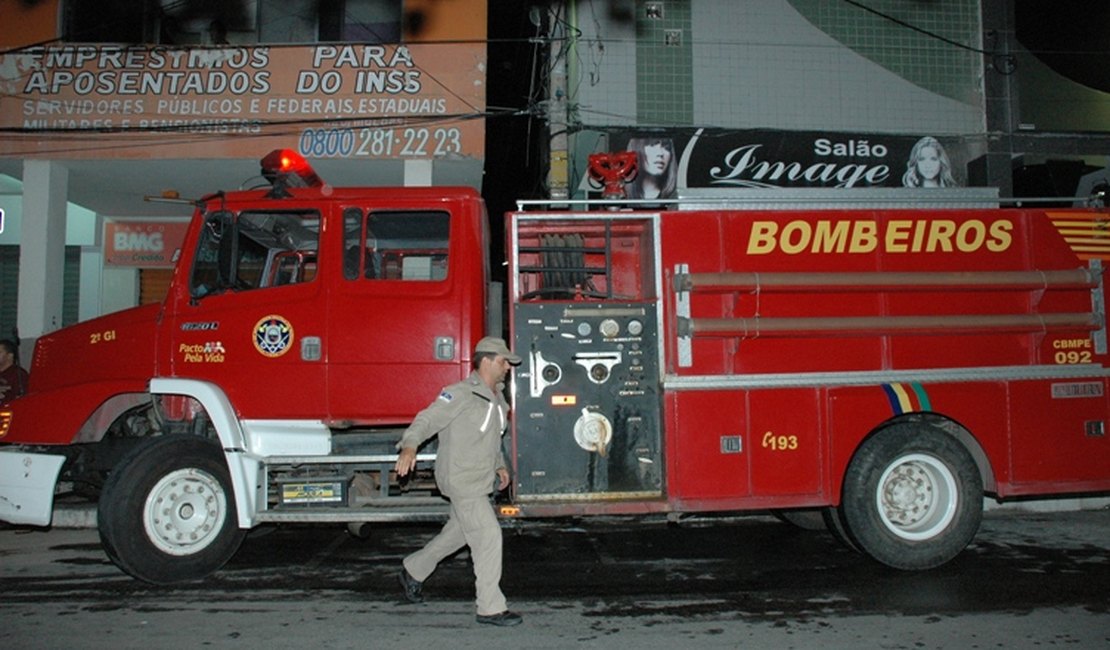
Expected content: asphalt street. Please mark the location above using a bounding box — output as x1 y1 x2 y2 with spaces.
2 508 1108 649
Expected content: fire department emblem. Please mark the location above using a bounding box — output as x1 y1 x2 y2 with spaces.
253 315 294 358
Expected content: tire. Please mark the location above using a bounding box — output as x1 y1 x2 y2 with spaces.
821 506 862 554
98 435 245 584
773 507 863 553
772 509 827 531
840 424 982 570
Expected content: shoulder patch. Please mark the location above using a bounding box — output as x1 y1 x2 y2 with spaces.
437 391 454 403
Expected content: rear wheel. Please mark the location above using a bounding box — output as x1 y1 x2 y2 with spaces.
773 507 861 552
840 424 982 570
821 506 862 553
98 435 245 584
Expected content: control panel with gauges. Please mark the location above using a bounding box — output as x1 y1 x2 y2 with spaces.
508 214 663 501
513 301 662 499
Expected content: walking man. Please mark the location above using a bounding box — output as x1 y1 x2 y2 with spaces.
394 336 523 627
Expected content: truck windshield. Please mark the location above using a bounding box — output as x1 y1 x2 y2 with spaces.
190 210 321 298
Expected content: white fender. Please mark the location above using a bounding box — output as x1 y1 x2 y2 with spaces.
149 378 260 528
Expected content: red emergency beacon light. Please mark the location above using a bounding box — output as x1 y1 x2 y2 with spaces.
260 149 324 195
588 151 638 200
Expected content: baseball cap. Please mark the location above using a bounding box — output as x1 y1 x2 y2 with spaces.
475 336 521 364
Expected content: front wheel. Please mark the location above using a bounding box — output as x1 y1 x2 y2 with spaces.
839 424 982 570
98 435 245 584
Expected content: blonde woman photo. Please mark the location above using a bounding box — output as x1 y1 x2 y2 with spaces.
903 136 958 188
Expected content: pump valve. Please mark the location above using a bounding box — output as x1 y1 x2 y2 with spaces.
573 409 612 457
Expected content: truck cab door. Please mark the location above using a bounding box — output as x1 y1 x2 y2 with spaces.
167 208 327 419
326 204 474 425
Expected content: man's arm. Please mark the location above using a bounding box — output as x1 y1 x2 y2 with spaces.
395 447 418 477
394 388 465 477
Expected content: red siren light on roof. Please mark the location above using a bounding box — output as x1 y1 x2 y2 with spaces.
260 149 324 191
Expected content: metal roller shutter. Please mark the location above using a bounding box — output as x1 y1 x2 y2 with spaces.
0 246 17 338
139 268 174 305
1 246 82 333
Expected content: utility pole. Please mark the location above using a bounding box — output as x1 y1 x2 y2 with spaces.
546 3 569 200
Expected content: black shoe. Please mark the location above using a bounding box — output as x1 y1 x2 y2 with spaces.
476 611 523 627
398 568 424 604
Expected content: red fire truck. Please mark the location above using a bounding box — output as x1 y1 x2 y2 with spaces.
1 150 1107 583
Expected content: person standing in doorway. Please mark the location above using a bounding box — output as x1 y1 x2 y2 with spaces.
394 336 523 627
0 339 29 404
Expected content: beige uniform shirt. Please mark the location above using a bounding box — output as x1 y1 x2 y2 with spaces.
397 371 509 498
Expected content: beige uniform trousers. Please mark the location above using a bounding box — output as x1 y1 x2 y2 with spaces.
403 495 507 616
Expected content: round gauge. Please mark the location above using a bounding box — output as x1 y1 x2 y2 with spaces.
542 363 562 383
599 319 620 338
577 321 592 337
627 319 643 336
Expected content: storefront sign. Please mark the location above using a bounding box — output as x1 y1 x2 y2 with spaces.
0 43 485 161
105 221 189 267
588 128 980 198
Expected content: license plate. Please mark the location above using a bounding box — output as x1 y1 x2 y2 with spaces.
281 481 344 504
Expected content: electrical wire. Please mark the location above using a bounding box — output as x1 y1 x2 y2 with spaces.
840 0 988 56
839 0 1015 73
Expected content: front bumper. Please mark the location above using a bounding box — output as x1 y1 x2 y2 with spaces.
0 449 66 526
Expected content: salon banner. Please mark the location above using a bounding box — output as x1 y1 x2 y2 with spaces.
594 128 979 198
0 43 485 160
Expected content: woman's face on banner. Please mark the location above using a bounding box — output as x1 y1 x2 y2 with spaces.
642 141 673 176
915 145 942 181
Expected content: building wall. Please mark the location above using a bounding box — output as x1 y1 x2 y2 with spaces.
572 0 983 133
694 0 982 134
789 0 983 107
405 0 486 42
566 0 1108 201
0 0 59 49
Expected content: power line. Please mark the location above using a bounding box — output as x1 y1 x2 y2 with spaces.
839 0 1017 74
839 0 988 55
